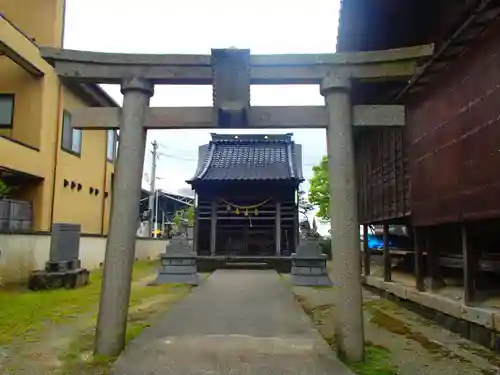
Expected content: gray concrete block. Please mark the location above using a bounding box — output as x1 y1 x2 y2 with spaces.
291 274 332 287
309 267 323 276
153 237 200 286
461 306 494 329
162 265 198 274
50 223 81 262
469 324 493 349
150 273 199 286
290 239 331 287
294 239 324 258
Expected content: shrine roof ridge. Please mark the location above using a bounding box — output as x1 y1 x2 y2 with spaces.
210 133 294 143
187 133 303 184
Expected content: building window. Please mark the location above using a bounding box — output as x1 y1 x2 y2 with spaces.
115 132 120 159
61 110 82 155
0 94 15 128
107 130 116 162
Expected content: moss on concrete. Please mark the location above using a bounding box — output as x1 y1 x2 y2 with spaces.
294 290 398 374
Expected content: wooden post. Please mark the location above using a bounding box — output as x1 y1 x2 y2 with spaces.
413 226 425 291
275 201 281 256
193 207 199 254
426 226 443 290
294 204 299 251
462 224 477 305
383 223 391 282
363 224 370 276
244 224 249 255
210 201 217 256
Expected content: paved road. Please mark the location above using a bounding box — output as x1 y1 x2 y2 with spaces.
112 269 353 375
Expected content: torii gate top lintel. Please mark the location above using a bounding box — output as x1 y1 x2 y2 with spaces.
43 44 433 130
41 44 433 85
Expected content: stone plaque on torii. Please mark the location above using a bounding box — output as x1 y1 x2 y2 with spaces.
40 44 433 360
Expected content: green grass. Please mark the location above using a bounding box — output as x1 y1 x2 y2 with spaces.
0 260 160 345
57 283 191 375
345 342 399 375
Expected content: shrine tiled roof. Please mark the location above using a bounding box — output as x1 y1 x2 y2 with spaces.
187 133 304 183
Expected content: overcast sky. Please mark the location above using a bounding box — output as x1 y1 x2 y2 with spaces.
63 0 340 233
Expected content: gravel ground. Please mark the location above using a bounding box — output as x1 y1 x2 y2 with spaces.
288 278 500 375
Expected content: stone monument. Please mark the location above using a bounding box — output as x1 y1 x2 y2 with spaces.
150 237 199 286
28 223 89 290
291 236 332 286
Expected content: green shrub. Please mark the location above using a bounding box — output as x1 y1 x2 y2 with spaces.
0 179 10 199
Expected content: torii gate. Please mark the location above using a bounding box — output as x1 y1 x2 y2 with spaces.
41 45 433 361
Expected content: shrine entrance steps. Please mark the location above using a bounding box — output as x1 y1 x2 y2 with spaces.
196 255 292 273
111 269 353 375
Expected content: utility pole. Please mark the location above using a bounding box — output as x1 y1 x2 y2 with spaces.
162 211 165 237
154 189 159 238
148 140 158 237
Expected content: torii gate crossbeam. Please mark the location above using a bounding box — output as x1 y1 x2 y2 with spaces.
40 45 433 362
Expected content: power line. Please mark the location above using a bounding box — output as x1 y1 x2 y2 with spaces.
148 140 158 237
157 151 198 162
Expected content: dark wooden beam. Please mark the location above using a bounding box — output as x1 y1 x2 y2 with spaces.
275 201 281 256
413 227 425 292
462 224 478 305
425 227 444 290
193 209 199 254
210 202 217 256
383 223 391 282
363 224 370 276
200 217 295 221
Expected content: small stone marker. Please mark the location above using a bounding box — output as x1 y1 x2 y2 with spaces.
150 237 199 286
28 223 89 290
291 238 332 286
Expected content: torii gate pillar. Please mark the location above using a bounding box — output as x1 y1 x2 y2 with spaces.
95 77 154 357
321 73 364 362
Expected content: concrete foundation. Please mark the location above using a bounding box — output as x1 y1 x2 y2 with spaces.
150 238 199 286
364 275 500 353
291 239 332 286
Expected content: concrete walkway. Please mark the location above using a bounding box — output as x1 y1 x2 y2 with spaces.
112 269 353 374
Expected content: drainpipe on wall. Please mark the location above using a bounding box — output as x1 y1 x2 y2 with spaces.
49 83 63 231
100 134 108 235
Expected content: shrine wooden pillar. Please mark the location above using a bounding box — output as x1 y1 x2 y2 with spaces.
426 226 444 290
294 201 299 250
363 224 370 276
275 201 281 256
413 226 425 291
383 223 391 282
210 201 217 255
462 223 478 305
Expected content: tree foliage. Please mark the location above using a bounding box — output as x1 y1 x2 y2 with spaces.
308 155 330 220
0 179 11 199
297 189 314 219
186 205 195 225
173 205 195 231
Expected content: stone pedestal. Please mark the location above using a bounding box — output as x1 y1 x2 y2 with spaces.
150 238 199 286
28 223 89 290
291 239 332 286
